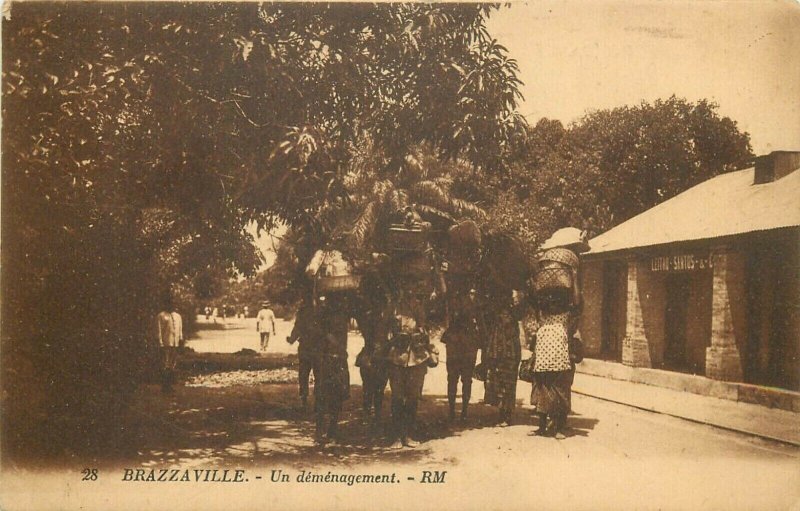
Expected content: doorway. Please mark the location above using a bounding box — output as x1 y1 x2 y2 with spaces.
664 274 690 371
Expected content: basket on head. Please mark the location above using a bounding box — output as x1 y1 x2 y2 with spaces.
532 247 579 294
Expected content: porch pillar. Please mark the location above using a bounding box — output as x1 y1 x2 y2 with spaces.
622 260 652 367
705 251 744 381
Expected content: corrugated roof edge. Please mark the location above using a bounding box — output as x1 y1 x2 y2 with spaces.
582 225 800 261
583 164 800 258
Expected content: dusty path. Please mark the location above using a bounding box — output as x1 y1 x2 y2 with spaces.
7 317 794 511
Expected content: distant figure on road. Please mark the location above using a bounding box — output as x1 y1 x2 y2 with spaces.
204 306 211 321
157 298 183 393
243 305 249 318
212 307 218 324
257 301 276 351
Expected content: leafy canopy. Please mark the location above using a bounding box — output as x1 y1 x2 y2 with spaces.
477 97 754 252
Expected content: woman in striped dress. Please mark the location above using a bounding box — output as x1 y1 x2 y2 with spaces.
483 289 525 426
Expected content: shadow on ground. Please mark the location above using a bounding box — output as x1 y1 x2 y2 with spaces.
117 378 599 468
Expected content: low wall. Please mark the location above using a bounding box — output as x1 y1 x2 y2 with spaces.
577 358 800 413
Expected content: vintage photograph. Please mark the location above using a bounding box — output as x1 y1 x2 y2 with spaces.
1 1 799 510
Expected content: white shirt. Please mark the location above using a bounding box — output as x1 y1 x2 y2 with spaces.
157 311 183 348
257 308 276 333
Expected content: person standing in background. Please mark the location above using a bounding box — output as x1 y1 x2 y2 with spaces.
257 301 277 351
157 297 183 393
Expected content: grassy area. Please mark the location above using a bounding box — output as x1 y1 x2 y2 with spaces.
178 350 298 374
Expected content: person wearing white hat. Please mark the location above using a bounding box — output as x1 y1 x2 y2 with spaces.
257 301 276 351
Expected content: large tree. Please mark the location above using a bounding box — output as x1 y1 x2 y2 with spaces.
1 2 523 458
483 97 754 251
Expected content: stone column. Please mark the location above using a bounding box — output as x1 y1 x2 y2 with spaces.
705 251 744 381
622 260 652 367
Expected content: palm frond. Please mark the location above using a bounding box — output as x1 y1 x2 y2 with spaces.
348 200 379 248
410 180 486 221
433 176 454 187
409 180 452 210
415 204 455 223
449 197 487 220
389 189 409 213
372 179 396 202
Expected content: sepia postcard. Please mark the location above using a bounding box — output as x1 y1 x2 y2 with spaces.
1 1 799 510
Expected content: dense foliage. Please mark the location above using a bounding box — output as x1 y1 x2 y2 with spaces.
477 97 754 254
1 2 522 459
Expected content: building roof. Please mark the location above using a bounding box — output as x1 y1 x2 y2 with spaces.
587 166 800 256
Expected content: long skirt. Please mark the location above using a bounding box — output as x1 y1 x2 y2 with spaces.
530 370 572 417
484 358 520 411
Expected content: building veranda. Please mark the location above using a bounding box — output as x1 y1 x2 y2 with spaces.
580 151 800 392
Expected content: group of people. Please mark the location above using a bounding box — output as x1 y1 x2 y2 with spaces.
283 227 587 446
284 282 582 446
203 304 251 323
155 227 587 446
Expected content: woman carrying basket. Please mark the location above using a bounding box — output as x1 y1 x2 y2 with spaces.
524 228 587 439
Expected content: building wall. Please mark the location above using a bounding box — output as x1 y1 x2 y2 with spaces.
726 250 750 364
604 261 628 359
580 260 604 357
745 230 800 390
776 235 800 390
584 228 798 390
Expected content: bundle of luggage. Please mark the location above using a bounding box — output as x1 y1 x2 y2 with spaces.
306 250 362 293
444 220 482 275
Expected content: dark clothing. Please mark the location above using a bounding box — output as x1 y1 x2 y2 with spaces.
314 307 350 440
446 346 476 419
445 345 478 381
442 307 482 379
290 305 323 356
443 293 485 418
356 304 392 420
316 353 350 412
298 355 320 401
290 305 324 400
